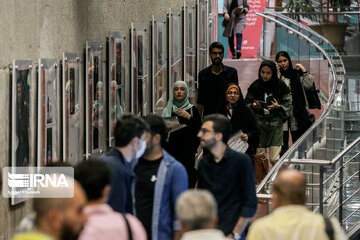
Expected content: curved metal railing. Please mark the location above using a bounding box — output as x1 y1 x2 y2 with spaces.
254 8 360 237
256 9 346 194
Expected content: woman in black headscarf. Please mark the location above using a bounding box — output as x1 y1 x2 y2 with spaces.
217 83 259 157
276 51 314 155
245 60 292 164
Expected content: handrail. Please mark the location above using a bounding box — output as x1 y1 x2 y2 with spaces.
323 151 360 185
276 11 360 15
262 9 347 77
328 188 360 217
287 136 360 168
329 136 360 164
255 11 345 194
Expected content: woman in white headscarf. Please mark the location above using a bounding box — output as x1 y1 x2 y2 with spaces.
162 81 201 188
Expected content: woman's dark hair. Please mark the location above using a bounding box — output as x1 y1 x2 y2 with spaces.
258 60 279 83
275 51 294 71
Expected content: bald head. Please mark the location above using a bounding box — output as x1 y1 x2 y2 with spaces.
272 169 306 206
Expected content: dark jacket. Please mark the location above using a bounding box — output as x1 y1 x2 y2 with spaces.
197 65 239 116
100 148 134 213
217 99 260 156
163 106 201 187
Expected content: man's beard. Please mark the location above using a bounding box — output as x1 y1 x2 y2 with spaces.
201 137 217 150
211 58 222 66
144 141 155 155
60 221 83 240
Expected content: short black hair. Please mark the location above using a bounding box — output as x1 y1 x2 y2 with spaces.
114 114 149 147
74 159 110 201
203 114 232 143
142 114 167 146
209 42 224 53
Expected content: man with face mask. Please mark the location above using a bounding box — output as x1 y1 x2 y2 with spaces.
135 114 188 240
197 42 239 118
100 114 149 213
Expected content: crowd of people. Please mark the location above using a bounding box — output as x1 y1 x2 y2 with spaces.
12 42 346 240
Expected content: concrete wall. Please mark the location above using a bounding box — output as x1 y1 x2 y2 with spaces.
0 0 184 238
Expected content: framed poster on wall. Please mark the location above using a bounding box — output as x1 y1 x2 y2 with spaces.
108 31 127 147
151 16 168 115
37 59 59 167
168 8 184 88
10 60 32 204
131 23 150 116
62 53 81 164
184 2 197 100
85 42 105 158
197 0 209 72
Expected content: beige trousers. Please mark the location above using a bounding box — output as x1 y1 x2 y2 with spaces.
256 146 282 164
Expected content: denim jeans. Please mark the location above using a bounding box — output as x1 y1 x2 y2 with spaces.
228 33 243 54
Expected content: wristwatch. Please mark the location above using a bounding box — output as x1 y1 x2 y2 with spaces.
232 232 241 240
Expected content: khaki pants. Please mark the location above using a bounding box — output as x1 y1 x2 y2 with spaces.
256 146 282 165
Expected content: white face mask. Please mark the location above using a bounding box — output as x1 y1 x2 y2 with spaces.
134 139 146 160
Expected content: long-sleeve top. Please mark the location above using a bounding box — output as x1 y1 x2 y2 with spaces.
197 147 257 235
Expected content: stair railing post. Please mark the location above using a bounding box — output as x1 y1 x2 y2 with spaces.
339 156 344 225
319 165 324 214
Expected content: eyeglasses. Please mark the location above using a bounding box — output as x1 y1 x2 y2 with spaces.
211 51 224 56
227 91 239 96
199 128 214 134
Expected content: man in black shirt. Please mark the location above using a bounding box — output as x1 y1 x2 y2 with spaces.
197 42 240 118
135 114 188 240
197 114 257 240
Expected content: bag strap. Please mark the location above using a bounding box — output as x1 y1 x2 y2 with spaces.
122 213 133 240
323 216 334 240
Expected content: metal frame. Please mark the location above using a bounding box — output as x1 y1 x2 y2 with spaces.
184 1 197 99
168 8 184 88
62 52 81 164
85 41 104 158
11 60 32 205
255 11 345 193
151 16 168 115
37 58 59 167
130 22 150 116
196 0 209 78
108 31 127 146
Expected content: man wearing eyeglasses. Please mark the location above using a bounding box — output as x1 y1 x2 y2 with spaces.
197 114 257 240
197 42 239 118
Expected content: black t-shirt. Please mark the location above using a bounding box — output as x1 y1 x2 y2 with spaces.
134 156 162 240
197 65 239 116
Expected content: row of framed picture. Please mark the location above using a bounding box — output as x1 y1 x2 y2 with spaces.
10 0 213 175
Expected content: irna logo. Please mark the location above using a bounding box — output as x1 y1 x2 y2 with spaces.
8 173 69 188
